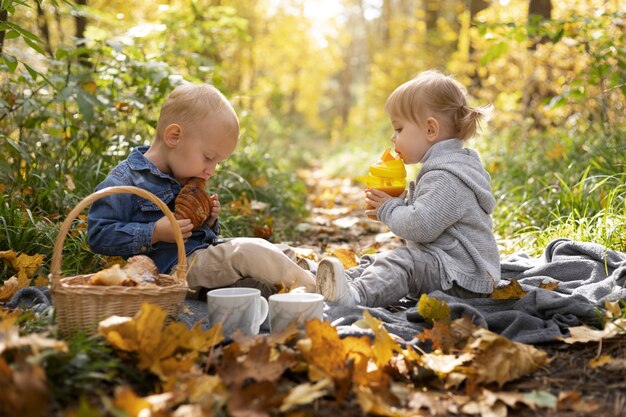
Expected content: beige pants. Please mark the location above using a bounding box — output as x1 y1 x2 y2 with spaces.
184 237 316 292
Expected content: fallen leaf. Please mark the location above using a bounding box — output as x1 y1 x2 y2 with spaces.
227 381 283 417
465 329 549 387
557 390 599 413
558 318 626 344
354 385 408 417
407 391 463 415
361 311 403 367
603 300 623 320
328 248 359 269
0 250 45 288
490 279 527 300
0 276 19 301
218 340 294 386
416 320 456 352
422 352 474 376
279 378 332 412
114 387 151 417
99 303 223 379
0 357 49 417
417 294 451 322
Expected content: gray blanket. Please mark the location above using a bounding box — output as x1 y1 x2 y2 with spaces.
7 239 626 345
180 239 626 344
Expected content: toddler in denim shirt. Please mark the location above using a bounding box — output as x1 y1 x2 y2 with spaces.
87 84 315 295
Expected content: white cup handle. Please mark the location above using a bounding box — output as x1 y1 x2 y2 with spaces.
255 296 269 330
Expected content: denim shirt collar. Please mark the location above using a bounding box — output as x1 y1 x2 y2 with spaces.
127 146 178 183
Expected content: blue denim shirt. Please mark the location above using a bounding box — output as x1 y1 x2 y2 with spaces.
87 146 219 273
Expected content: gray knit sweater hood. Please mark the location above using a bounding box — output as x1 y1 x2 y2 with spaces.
378 139 500 294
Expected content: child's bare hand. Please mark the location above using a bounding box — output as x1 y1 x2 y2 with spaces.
364 188 407 215
206 193 220 227
153 217 193 243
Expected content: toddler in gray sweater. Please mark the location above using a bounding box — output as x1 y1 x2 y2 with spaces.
316 70 500 307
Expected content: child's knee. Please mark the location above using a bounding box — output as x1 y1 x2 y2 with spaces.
230 237 282 262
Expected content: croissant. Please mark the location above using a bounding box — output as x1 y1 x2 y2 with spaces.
88 264 137 286
124 255 159 285
88 255 159 286
174 177 212 229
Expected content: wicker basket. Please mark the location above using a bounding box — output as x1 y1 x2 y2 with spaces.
50 186 188 336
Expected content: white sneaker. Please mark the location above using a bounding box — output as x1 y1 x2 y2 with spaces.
297 257 317 274
316 258 357 306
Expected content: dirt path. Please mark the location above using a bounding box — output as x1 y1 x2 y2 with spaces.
289 168 626 417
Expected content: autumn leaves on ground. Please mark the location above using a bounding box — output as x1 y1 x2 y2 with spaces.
0 169 624 417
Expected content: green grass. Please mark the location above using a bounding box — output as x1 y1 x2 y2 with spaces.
482 126 626 255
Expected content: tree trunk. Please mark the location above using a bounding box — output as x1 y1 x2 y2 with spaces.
523 0 553 132
75 0 90 66
380 0 391 45
424 0 438 32
528 0 552 49
0 8 8 54
36 0 53 56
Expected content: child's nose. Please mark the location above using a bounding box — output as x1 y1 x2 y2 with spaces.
204 164 217 177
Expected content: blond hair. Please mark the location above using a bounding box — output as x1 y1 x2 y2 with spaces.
156 83 239 141
385 70 492 140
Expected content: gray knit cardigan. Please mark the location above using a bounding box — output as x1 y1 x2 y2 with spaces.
377 139 500 294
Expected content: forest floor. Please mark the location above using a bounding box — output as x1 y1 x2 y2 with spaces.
288 166 626 417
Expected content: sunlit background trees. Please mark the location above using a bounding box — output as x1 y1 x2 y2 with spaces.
1 0 624 279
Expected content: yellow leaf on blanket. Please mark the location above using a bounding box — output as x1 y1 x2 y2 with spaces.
490 279 527 300
417 293 451 322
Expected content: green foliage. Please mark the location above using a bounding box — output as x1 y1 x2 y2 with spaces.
35 332 154 410
1 41 181 215
484 126 626 255
215 120 308 240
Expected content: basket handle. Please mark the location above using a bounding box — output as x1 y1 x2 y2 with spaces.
50 186 187 288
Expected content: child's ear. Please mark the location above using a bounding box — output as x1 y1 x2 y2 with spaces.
163 124 182 147
425 117 439 143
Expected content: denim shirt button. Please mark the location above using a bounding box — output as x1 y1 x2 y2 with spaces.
140 245 148 253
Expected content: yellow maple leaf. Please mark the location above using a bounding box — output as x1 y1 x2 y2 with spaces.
417 294 451 322
0 277 19 302
114 387 151 417
302 319 350 380
99 303 223 380
490 279 527 300
465 328 549 387
361 311 402 367
0 250 45 288
329 248 358 269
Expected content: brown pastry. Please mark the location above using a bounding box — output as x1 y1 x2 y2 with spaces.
88 255 159 286
88 264 137 286
124 255 159 285
174 177 212 229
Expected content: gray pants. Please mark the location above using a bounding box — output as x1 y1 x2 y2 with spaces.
347 246 480 307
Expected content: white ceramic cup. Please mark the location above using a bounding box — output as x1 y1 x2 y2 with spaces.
207 288 269 337
268 293 324 333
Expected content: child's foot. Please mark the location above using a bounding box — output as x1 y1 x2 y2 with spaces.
316 258 357 306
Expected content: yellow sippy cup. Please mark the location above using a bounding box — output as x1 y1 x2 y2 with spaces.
365 148 407 220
